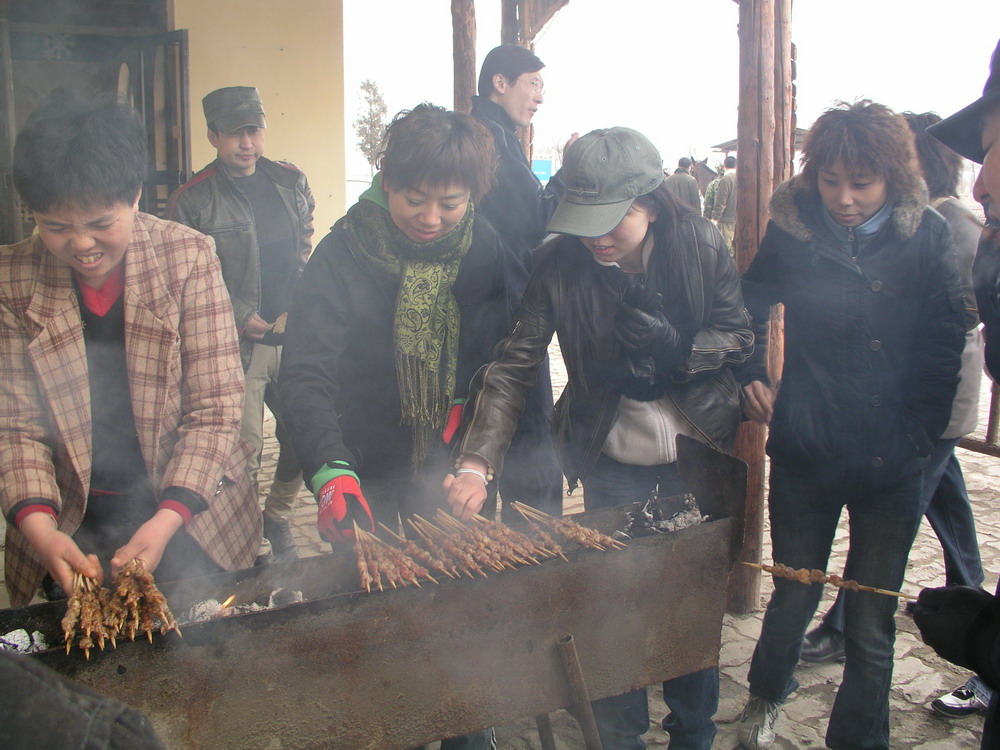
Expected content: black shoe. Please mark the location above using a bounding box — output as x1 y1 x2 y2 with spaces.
800 625 846 663
253 549 274 567
263 515 299 563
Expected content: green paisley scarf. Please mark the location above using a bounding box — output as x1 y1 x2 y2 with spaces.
342 177 474 470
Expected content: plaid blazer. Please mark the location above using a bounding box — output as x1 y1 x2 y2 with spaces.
0 213 261 606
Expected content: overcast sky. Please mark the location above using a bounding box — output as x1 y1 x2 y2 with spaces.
343 1 1000 195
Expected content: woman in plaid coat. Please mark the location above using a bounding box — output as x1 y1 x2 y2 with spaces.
0 91 261 607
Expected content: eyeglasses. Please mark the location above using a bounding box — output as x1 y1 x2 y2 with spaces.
525 78 544 95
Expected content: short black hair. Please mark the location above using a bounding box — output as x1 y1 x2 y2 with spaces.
723 156 737 169
477 44 544 97
678 156 692 169
13 89 147 212
379 103 497 202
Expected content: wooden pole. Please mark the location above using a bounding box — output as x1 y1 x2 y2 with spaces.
501 0 520 44
728 0 778 614
451 0 477 113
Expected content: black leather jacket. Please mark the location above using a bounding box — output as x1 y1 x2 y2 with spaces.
460 217 753 491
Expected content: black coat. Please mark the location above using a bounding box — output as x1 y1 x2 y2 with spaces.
460 216 753 491
740 176 966 487
471 96 566 269
280 211 524 486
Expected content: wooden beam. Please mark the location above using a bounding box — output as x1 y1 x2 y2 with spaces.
451 0 476 113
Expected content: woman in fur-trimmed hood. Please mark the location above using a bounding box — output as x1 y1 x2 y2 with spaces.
734 100 967 750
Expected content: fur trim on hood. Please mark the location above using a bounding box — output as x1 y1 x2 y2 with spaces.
769 174 930 242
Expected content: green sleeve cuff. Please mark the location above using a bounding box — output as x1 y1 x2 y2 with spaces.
310 460 359 495
452 398 467 406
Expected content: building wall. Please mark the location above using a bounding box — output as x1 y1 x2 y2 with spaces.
169 0 345 240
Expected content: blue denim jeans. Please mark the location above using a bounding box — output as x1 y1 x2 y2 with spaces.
821 437 985 633
583 453 719 750
747 463 924 750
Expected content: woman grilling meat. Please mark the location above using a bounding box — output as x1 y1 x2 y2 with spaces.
279 103 522 750
734 100 967 750
1 91 261 608
444 126 753 750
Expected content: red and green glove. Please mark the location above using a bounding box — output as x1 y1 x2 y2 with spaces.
311 460 374 544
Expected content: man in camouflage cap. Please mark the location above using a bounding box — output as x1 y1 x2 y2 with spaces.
168 86 315 563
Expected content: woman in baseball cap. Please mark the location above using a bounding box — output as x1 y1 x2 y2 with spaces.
446 126 753 750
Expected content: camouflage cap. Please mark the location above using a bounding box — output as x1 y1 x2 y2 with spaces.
202 86 266 132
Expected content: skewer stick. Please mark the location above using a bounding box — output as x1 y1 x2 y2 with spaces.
742 562 918 600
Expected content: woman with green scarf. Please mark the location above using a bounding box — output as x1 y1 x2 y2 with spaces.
280 104 520 567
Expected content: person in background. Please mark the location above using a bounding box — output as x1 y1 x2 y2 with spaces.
800 112 986 699
279 103 521 750
664 156 702 214
0 90 260 608
914 36 1000 750
470 43 575 519
735 100 966 750
703 163 725 220
168 86 315 563
446 126 753 750
711 155 738 250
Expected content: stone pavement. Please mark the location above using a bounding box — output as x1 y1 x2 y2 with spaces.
1 362 997 748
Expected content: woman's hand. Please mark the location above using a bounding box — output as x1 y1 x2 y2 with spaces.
443 456 491 521
111 508 185 575
18 512 102 593
742 380 775 424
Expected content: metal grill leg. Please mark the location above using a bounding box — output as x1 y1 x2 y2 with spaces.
557 634 604 750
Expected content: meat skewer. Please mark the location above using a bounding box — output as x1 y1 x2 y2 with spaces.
513 501 627 551
743 562 918 600
410 515 487 578
379 522 456 579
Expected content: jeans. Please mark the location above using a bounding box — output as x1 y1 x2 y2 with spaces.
821 438 985 633
747 464 924 750
582 453 719 750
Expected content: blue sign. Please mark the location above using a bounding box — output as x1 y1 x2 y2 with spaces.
532 159 553 184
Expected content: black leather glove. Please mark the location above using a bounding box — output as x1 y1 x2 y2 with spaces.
913 586 1000 688
614 301 690 371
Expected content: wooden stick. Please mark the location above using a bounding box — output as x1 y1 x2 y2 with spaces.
742 562 918 600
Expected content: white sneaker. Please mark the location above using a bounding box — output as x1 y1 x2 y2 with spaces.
738 695 782 749
930 685 988 718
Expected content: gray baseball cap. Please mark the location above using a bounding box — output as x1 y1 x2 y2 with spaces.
928 38 1000 164
202 86 266 132
547 127 664 238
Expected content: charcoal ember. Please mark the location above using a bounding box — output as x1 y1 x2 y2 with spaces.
616 493 708 539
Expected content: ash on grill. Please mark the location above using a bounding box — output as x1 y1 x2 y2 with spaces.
183 587 304 624
614 493 709 540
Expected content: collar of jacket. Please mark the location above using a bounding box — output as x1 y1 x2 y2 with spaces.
470 95 520 134
769 173 929 243
206 154 301 190
820 197 893 253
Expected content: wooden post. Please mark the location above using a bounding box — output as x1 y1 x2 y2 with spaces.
728 0 778 614
452 0 477 113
